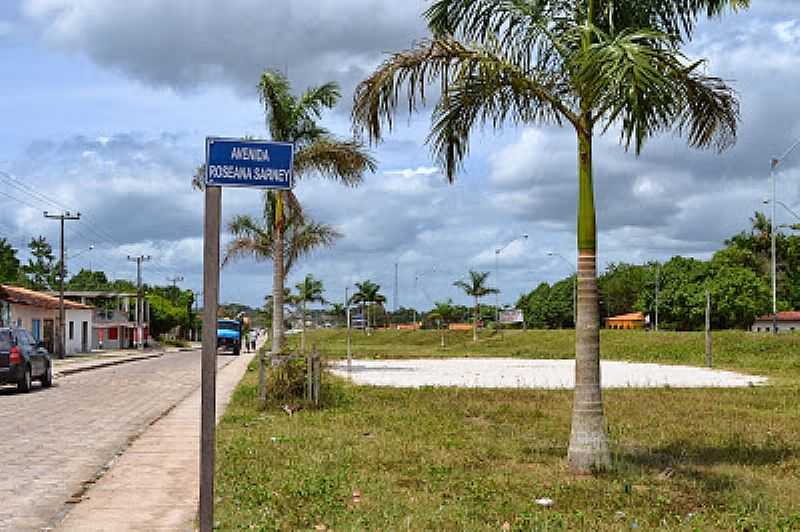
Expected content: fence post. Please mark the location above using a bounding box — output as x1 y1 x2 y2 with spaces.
705 290 713 368
314 348 321 406
258 350 268 405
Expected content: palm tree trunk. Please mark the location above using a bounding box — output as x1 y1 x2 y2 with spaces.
271 199 286 354
568 125 611 474
473 297 478 343
301 300 306 354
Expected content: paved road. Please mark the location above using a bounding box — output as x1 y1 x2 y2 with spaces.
0 350 235 531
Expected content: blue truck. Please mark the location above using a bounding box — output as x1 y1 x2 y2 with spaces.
217 319 242 356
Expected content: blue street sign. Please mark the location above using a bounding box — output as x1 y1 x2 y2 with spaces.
205 137 294 189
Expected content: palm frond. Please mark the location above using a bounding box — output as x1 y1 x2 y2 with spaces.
575 27 738 153
297 82 341 119
258 70 295 139
222 214 273 266
284 221 342 273
352 37 575 180
294 139 376 186
611 0 750 40
192 164 206 191
425 0 574 68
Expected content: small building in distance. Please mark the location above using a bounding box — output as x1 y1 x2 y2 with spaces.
0 284 94 354
605 311 645 330
751 311 800 333
56 291 150 349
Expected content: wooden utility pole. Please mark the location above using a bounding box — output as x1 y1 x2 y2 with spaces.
127 255 151 350
705 290 712 368
44 210 81 359
200 186 221 532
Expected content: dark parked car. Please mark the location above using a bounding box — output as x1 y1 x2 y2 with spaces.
0 327 53 392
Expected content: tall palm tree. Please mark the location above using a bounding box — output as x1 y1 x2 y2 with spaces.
353 0 744 474
223 191 340 349
349 280 387 331
295 274 326 353
256 71 374 354
453 270 499 343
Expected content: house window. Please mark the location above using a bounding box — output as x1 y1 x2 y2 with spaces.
69 321 74 340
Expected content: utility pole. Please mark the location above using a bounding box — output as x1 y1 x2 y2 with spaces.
127 255 152 350
705 290 712 367
167 275 184 305
394 262 399 314
44 210 81 359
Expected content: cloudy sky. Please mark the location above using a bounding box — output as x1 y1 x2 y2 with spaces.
1 0 800 311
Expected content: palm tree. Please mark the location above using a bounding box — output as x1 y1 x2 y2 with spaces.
223 192 340 352
429 299 457 347
453 271 499 343
349 280 387 332
352 0 744 474
295 274 326 353
253 71 375 354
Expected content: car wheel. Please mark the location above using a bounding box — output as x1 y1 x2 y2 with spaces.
233 346 240 357
41 363 53 388
18 366 32 393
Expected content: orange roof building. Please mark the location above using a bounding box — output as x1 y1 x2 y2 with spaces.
751 311 800 333
605 311 645 330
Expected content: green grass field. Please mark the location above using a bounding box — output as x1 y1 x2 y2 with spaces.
287 328 800 379
215 330 800 530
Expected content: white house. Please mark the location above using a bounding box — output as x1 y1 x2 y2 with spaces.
751 311 800 333
0 284 94 355
59 291 150 350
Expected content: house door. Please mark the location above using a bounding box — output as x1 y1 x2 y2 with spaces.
43 319 55 353
81 321 89 352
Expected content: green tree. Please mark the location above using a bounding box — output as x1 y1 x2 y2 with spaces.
353 0 745 472
599 263 648 320
453 270 498 342
67 269 110 291
294 274 326 353
349 280 387 331
0 238 21 284
518 282 552 329
707 265 769 329
22 236 57 290
224 193 340 353
638 256 709 330
429 299 458 325
256 71 375 354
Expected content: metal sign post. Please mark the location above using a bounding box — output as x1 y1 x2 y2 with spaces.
200 137 293 532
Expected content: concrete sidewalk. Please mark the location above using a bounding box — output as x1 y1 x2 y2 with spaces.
53 349 165 378
57 351 256 531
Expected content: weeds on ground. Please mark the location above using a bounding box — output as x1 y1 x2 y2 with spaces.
215 358 800 530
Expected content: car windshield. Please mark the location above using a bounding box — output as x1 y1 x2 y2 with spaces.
218 321 239 331
0 330 11 351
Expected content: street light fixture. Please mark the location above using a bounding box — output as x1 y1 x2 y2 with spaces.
547 251 577 324
494 233 528 321
766 136 800 334
764 198 800 222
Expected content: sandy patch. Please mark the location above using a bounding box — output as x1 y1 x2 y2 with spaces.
329 358 767 389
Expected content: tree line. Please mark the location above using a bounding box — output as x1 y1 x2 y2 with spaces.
0 235 196 338
517 213 798 331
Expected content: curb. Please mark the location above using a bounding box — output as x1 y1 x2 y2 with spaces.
55 352 165 378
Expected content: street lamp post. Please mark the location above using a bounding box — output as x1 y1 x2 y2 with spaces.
547 251 577 325
494 234 528 321
766 136 800 334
